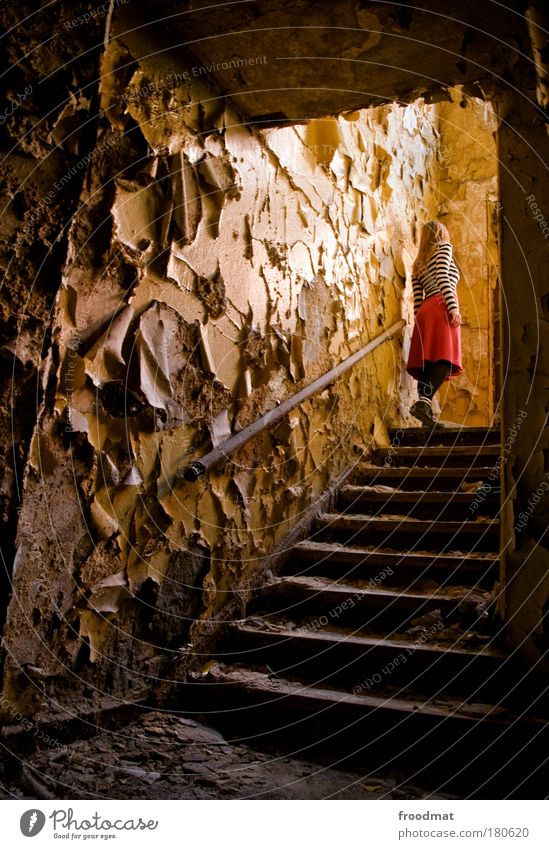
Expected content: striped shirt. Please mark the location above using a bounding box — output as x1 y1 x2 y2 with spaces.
412 242 459 314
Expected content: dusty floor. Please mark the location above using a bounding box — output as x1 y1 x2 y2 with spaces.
0 711 456 801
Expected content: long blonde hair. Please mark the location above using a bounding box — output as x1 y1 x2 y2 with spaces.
413 220 451 277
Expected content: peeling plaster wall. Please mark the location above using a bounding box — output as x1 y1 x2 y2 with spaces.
433 90 499 425
1 37 453 711
0 2 545 716
396 90 499 426
0 3 104 642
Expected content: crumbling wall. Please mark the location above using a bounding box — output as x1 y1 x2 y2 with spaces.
0 3 104 646
392 90 500 427
433 90 499 425
1 1 543 717
2 31 448 711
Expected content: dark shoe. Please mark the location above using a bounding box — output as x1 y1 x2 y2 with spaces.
410 400 446 430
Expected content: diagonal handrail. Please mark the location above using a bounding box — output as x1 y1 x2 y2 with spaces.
178 319 405 481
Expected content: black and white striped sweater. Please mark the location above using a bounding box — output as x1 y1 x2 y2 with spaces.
412 242 459 314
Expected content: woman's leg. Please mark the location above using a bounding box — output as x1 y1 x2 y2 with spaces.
411 360 452 427
418 360 452 405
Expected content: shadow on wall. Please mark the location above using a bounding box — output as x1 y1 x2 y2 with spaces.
2 40 499 710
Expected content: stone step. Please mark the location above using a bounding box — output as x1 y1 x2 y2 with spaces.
387 426 500 447
316 512 500 552
283 541 499 588
180 666 546 792
220 622 507 697
339 485 499 519
372 444 500 468
350 465 497 491
248 575 488 631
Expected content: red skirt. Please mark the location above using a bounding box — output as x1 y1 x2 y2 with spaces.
406 294 462 380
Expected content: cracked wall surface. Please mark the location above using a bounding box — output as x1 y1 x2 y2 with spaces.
0 1 106 684
1 0 546 716
1 27 462 712
431 89 499 425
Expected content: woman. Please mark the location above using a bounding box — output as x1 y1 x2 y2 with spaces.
406 220 462 428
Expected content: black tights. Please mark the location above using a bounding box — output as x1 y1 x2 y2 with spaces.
418 359 451 404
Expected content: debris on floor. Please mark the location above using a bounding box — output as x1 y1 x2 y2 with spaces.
0 711 457 801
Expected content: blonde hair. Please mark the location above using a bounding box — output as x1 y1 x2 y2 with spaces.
413 220 451 277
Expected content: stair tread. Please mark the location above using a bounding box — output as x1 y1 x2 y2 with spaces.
387 427 500 446
388 422 499 433
191 424 519 752
234 621 506 659
206 665 540 727
319 512 499 530
341 486 498 501
389 426 499 434
356 465 495 475
351 467 497 493
293 540 497 561
265 574 488 603
376 446 499 456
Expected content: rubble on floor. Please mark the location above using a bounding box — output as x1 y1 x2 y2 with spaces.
0 711 457 801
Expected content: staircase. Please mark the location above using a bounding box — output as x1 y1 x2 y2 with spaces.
182 426 549 796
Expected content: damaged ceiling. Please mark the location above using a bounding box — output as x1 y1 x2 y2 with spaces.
111 0 530 120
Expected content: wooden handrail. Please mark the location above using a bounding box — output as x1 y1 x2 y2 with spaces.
178 318 405 481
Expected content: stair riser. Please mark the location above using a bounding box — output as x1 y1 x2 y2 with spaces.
249 589 465 629
372 451 501 468
387 428 500 447
178 681 538 793
337 495 499 521
283 555 498 589
221 631 506 697
316 524 499 553
352 472 492 491
178 423 545 798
